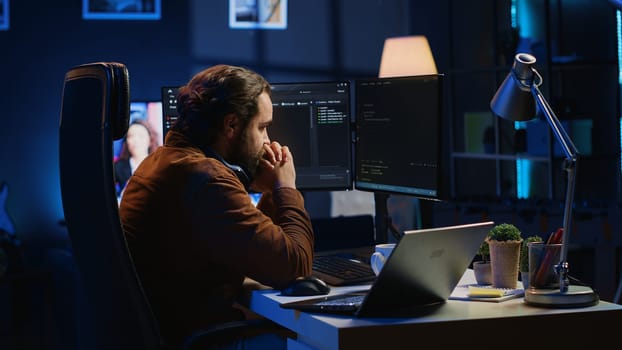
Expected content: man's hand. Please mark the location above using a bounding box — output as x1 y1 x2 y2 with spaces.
251 141 296 192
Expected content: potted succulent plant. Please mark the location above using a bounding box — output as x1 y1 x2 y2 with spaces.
520 235 543 289
473 233 492 285
487 223 523 288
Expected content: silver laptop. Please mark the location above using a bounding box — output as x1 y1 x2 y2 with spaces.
281 221 494 317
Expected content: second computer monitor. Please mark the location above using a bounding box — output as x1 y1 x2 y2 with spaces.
354 74 446 200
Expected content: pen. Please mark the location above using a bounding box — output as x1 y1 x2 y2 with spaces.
534 228 563 287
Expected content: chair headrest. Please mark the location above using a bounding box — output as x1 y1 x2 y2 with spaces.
66 62 130 140
105 62 130 140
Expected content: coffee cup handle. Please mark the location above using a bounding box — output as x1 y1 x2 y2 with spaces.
370 252 386 276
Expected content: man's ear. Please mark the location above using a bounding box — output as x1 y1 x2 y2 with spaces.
223 114 240 138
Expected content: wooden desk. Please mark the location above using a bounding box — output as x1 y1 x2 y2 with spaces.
249 270 622 349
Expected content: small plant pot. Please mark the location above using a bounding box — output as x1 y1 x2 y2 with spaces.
488 239 522 289
473 261 492 285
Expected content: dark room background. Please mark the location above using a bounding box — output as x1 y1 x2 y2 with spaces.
0 0 621 349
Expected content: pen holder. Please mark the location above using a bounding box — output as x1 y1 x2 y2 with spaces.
528 242 561 289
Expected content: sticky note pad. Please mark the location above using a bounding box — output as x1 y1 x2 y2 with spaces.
468 286 507 298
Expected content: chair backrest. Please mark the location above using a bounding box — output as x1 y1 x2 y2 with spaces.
59 62 164 350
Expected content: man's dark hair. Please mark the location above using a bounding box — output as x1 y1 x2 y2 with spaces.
172 64 271 146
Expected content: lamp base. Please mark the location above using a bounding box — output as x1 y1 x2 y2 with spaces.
524 285 599 308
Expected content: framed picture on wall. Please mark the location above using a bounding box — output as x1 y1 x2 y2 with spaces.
229 0 287 29
0 0 9 31
83 0 161 20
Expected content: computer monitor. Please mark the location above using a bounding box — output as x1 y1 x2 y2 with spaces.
354 74 446 200
161 86 179 139
161 82 353 191
269 81 353 191
113 101 163 199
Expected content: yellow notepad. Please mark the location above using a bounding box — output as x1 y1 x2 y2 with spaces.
449 284 524 302
468 286 510 298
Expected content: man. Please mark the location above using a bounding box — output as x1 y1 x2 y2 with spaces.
119 65 314 348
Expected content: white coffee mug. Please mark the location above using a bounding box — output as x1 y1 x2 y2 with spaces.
370 243 396 276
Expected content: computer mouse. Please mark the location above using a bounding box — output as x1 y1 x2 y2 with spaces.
281 276 331 296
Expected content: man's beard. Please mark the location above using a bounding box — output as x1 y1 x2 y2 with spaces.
230 131 263 181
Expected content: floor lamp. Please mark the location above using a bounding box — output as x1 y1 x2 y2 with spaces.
490 53 599 307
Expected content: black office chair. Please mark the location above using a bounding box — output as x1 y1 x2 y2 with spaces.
58 62 293 350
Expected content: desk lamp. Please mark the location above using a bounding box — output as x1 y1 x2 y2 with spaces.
490 53 598 307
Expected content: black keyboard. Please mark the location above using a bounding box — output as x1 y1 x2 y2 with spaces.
312 254 376 286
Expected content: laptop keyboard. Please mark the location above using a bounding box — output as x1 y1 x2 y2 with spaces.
316 294 365 308
312 254 376 286
280 291 368 314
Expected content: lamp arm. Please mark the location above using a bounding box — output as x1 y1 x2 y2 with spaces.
531 82 578 293
531 84 579 159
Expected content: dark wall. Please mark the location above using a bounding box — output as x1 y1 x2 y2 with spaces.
0 1 194 248
0 0 459 245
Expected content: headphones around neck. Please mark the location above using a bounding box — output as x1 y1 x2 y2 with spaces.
202 147 251 190
222 159 251 190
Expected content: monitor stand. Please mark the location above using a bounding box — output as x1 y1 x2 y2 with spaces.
374 192 401 243
374 192 434 244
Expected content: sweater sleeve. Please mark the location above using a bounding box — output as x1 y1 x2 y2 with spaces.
189 173 314 290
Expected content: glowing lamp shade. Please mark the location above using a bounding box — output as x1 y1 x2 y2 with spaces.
378 36 437 78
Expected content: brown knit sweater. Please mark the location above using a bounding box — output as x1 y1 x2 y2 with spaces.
119 130 314 345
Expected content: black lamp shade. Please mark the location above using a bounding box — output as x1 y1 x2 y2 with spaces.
490 53 538 122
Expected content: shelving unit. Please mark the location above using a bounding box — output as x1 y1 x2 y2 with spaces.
437 0 620 301
446 0 619 203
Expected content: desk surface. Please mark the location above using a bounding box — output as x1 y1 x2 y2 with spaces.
249 269 622 349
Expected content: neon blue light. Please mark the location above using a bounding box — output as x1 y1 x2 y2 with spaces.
515 0 538 38
514 121 529 198
618 11 622 85
516 159 531 199
511 1 532 199
618 11 622 175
